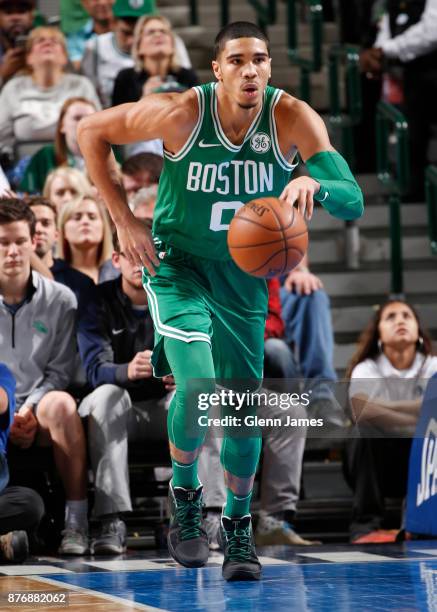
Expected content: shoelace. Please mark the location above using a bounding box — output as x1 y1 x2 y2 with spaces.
175 497 203 540
226 526 252 562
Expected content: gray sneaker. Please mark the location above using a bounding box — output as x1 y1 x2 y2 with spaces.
204 512 221 551
91 518 127 555
58 527 88 555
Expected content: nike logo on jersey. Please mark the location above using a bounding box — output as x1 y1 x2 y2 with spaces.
112 328 125 335
319 191 329 202
198 140 221 148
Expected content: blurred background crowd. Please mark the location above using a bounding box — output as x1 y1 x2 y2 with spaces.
0 0 436 563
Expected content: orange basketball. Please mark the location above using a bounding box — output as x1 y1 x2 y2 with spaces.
227 197 308 278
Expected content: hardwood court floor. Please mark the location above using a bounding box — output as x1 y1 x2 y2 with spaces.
1 541 437 611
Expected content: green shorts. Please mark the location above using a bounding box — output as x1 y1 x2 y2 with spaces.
142 243 268 381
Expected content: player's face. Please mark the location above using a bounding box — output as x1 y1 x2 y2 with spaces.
0 221 33 281
64 199 104 249
31 204 58 257
378 302 419 349
212 37 271 109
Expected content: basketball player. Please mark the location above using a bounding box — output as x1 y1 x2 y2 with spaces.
78 22 363 581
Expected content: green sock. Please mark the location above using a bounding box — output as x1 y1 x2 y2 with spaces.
224 489 252 518
171 458 201 490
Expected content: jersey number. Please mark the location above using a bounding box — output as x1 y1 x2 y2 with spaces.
209 201 244 232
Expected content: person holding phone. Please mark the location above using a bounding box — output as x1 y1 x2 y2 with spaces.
0 0 34 87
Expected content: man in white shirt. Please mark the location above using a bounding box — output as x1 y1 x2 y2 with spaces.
362 0 437 199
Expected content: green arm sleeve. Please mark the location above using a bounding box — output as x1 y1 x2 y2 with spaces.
305 151 364 220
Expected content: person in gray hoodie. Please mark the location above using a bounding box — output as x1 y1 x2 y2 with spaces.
0 198 89 556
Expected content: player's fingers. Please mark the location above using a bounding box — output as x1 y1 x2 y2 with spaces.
143 238 160 268
297 190 307 218
306 191 314 220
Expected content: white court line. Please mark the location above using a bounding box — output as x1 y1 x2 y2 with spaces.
411 549 437 557
30 575 166 611
0 565 73 576
82 559 174 571
298 552 393 563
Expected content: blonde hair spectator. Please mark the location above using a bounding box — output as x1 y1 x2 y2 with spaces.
43 167 92 212
58 194 114 283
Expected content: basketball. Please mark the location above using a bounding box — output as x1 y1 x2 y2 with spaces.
227 197 308 278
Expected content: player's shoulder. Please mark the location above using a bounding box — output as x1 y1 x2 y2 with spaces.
128 87 199 130
275 92 319 127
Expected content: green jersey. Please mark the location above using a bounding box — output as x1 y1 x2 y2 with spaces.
153 82 297 261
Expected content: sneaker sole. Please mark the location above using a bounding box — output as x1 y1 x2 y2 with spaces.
223 567 262 581
58 547 88 556
91 544 127 555
167 533 209 568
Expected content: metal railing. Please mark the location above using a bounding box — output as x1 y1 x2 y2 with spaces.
426 165 437 256
376 101 410 296
287 0 323 103
189 0 277 28
328 45 361 167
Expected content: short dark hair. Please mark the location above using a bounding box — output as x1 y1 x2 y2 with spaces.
121 153 163 183
0 198 36 237
214 21 270 59
25 196 58 224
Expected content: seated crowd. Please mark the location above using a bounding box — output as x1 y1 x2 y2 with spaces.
0 0 435 564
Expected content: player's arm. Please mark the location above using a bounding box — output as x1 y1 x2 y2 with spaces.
77 91 197 273
276 97 364 221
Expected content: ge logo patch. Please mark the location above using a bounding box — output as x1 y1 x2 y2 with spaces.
250 132 271 154
129 0 144 8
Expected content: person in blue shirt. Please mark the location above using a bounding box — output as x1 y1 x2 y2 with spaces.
0 363 44 562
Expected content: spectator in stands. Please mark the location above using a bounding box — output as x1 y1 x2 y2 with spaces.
67 0 117 69
0 363 45 563
0 27 100 163
121 152 163 204
81 0 149 108
0 0 34 88
77 226 172 554
280 255 342 426
58 194 116 283
82 1 192 108
43 167 92 213
344 299 437 543
20 97 97 194
130 184 157 224
112 15 198 106
27 197 96 308
0 199 89 555
360 0 437 199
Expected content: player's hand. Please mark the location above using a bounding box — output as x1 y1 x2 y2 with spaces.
284 268 323 295
127 350 153 381
162 374 176 391
10 406 38 449
279 176 320 220
116 216 159 275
